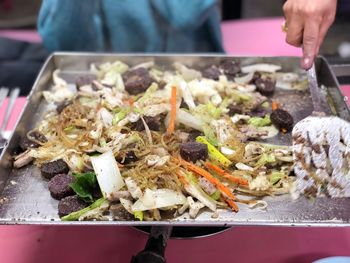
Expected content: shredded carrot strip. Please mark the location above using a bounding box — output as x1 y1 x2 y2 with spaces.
167 86 177 134
176 171 188 186
129 97 134 107
271 101 279 111
174 158 237 202
226 198 239 212
205 162 249 186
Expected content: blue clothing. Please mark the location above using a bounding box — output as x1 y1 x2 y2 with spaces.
38 0 224 53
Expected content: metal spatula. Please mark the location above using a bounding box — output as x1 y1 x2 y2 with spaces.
292 63 350 198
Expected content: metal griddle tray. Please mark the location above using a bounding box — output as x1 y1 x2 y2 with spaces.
0 53 349 226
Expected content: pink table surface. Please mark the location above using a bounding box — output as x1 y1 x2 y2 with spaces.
0 18 350 263
0 30 41 43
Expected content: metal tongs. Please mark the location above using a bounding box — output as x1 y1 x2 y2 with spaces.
292 63 350 197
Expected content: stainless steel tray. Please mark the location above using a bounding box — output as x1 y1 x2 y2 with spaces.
0 52 349 226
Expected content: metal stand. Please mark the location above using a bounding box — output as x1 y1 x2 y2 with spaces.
131 226 173 263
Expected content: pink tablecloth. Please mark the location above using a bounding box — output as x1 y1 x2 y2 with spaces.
1 18 350 263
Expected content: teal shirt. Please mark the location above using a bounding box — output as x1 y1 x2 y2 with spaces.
38 0 224 53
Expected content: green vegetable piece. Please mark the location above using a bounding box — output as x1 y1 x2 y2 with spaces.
69 172 98 203
248 115 272 127
231 90 252 103
202 124 218 146
100 61 129 74
269 171 285 185
134 211 144 221
256 153 276 167
112 108 129 125
196 136 232 167
137 83 158 104
186 172 198 184
78 97 99 108
210 190 221 201
100 138 107 147
254 142 291 151
61 198 106 221
261 101 269 108
63 125 76 132
207 103 222 119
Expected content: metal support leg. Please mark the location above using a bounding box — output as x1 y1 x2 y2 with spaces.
131 226 173 263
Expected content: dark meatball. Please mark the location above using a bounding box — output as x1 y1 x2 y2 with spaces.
179 142 208 163
220 59 241 78
58 195 87 218
270 109 294 131
56 100 72 114
75 75 97 88
255 76 276 96
19 131 47 151
202 66 221 80
187 130 204 142
227 103 242 116
116 151 138 165
123 67 153 95
41 159 70 180
48 173 75 200
132 116 162 131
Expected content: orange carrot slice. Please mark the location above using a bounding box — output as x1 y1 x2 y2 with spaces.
167 86 177 134
205 162 249 186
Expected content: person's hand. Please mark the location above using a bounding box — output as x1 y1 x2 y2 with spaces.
283 0 337 69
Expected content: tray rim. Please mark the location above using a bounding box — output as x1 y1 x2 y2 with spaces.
1 52 348 227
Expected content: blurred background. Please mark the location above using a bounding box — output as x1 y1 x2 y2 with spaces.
0 0 349 94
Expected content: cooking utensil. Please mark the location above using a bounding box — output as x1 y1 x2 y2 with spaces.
0 88 19 149
0 53 349 226
292 62 350 198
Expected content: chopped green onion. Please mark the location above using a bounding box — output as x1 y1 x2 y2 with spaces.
61 198 106 221
134 211 144 221
196 136 232 167
248 115 271 127
210 190 221 201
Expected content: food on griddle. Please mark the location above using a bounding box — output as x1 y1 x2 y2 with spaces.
19 131 47 151
56 100 72 114
41 159 70 179
110 204 135 221
227 103 242 116
255 75 276 96
270 108 294 131
179 142 208 163
220 59 241 78
187 130 204 142
202 66 221 80
48 173 75 200
132 115 162 131
123 67 153 95
75 75 97 88
116 151 138 165
58 195 87 217
248 105 267 117
14 59 309 221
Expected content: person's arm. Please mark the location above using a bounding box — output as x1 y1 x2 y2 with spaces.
283 0 337 69
38 0 104 52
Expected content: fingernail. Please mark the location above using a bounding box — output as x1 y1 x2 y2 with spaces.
302 57 312 69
